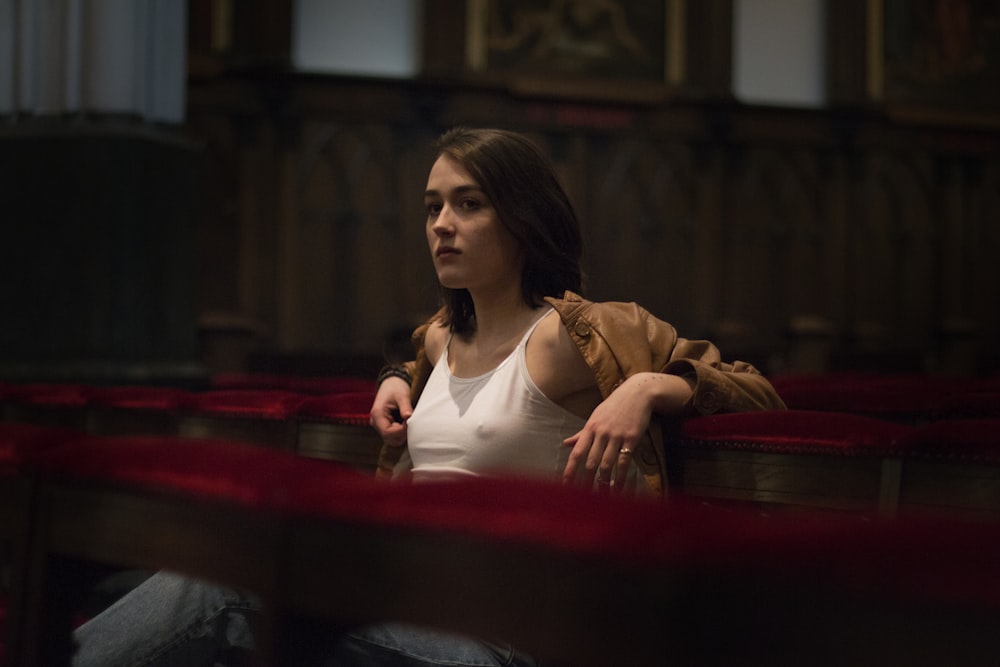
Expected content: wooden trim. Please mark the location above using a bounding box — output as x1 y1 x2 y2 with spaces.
866 0 884 101
825 0 872 106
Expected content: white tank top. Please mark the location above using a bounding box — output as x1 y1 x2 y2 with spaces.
406 309 587 482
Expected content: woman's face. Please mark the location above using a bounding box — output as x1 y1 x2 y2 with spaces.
424 155 523 296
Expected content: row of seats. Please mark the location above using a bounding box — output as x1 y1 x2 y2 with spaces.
663 409 1000 520
2 373 998 520
4 421 1000 666
771 372 1000 422
0 378 381 471
6 371 999 431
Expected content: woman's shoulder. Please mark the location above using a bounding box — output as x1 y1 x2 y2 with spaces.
526 308 596 401
421 316 449 365
546 291 665 332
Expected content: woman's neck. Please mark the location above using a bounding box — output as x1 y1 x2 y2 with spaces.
464 288 539 349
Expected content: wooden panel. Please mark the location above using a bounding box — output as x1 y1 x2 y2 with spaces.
178 416 298 450
178 71 1000 377
900 462 1000 519
673 448 891 513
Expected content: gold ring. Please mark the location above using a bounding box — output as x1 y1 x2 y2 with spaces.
619 447 632 455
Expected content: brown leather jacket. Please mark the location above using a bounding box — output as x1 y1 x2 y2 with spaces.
376 290 786 494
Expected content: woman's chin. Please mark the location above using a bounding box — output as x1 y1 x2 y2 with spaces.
435 272 465 290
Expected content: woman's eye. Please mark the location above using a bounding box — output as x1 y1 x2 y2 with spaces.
459 199 480 211
426 202 442 216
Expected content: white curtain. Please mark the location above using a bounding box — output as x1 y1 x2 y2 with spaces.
0 0 186 122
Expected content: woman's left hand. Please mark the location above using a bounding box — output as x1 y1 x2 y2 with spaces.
562 372 693 490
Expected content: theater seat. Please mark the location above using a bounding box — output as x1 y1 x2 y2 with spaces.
772 373 973 424
211 373 373 395
15 431 1000 666
0 422 87 667
84 385 194 437
178 390 308 449
0 383 92 430
662 409 914 515
18 433 370 666
896 419 1000 521
278 474 1000 666
931 392 1000 421
295 391 380 471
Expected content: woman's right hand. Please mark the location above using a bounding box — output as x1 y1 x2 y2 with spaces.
369 376 413 447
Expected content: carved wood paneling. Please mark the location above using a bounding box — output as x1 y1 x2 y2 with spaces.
185 74 1000 376
288 123 420 352
584 138 699 329
849 150 937 356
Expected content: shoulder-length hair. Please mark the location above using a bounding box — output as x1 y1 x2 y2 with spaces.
432 127 583 335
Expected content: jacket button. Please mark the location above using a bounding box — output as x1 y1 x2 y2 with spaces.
573 321 591 337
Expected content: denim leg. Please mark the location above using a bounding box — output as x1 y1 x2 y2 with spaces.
326 622 539 667
71 570 260 667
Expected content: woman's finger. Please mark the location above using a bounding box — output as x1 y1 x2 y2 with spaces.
613 446 634 490
563 431 595 486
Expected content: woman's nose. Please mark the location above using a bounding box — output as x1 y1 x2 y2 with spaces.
430 207 455 235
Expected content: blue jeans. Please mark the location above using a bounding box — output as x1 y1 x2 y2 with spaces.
72 571 259 667
72 571 538 667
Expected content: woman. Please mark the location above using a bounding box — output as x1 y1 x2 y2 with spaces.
370 127 783 495
71 128 784 666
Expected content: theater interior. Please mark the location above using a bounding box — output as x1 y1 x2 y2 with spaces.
2 2 1000 665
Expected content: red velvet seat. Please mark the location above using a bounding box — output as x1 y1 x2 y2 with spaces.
18 430 1000 666
280 474 1000 666
0 422 83 473
281 375 373 395
85 385 194 413
768 371 876 395
19 433 371 666
0 383 93 430
0 422 85 561
931 392 1000 420
773 373 974 424
84 385 195 436
178 390 309 449
0 422 87 544
32 433 368 511
211 372 373 395
0 423 87 667
662 409 915 515
895 419 1000 520
295 391 380 471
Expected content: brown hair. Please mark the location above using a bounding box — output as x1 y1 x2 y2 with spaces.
432 127 583 335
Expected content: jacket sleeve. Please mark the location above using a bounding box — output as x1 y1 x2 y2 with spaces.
548 293 786 416
661 337 787 415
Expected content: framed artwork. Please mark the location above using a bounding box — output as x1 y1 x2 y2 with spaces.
465 0 685 99
868 0 1000 117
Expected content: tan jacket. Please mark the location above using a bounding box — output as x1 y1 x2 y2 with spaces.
376 291 786 494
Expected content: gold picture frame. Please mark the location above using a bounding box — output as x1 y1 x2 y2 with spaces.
868 0 1000 123
465 0 685 102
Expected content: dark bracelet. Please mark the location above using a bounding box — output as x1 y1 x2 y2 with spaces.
377 364 412 387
